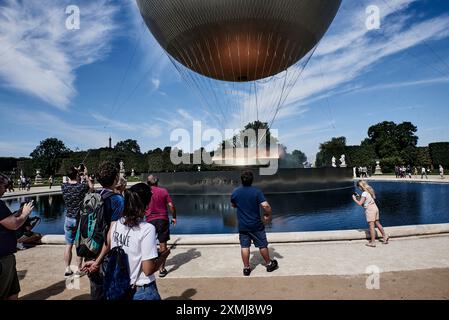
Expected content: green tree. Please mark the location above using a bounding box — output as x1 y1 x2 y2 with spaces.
366 121 418 162
114 139 141 154
429 142 449 167
292 150 307 165
315 137 346 167
416 147 432 167
345 145 376 167
280 147 307 168
30 138 71 176
220 121 278 151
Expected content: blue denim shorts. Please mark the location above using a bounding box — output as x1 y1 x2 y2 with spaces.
64 217 78 245
133 281 161 301
239 230 269 248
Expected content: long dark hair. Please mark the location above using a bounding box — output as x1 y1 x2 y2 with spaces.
122 183 152 228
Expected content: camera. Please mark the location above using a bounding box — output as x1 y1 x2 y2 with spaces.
79 163 85 172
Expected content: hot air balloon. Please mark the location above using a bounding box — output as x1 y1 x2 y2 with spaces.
137 0 342 129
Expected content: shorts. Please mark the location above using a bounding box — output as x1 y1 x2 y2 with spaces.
149 219 170 243
0 255 21 299
365 204 380 223
64 217 78 245
239 230 269 249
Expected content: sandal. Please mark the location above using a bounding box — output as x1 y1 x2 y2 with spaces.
382 236 390 244
365 242 376 248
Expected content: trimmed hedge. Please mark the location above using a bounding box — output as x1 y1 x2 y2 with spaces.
429 143 449 167
345 145 377 167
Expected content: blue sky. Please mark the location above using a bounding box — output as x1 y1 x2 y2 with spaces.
0 0 448 163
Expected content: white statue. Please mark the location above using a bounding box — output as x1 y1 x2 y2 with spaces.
339 155 347 168
375 160 383 175
131 168 135 177
332 156 337 168
119 160 125 178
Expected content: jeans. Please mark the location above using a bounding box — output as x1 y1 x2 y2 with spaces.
89 269 105 300
64 217 78 245
133 282 161 300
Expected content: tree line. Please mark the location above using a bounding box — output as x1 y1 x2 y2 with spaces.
315 121 449 172
1 131 308 178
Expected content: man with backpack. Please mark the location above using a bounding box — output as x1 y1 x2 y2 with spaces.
78 161 124 300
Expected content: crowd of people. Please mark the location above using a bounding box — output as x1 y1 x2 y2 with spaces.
4 159 439 300
394 165 445 179
0 163 284 300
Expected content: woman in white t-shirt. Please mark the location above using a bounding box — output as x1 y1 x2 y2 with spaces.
110 183 170 300
353 180 389 247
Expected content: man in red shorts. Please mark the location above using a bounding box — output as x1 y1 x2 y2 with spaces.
145 175 176 277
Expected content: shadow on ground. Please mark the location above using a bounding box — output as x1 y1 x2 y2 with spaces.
165 288 197 300
249 247 283 270
17 270 27 281
165 248 201 274
20 280 67 300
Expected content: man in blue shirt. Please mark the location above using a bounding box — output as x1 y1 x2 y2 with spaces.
231 170 278 276
81 161 124 300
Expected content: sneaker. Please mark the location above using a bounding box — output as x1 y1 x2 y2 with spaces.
74 270 86 277
266 260 279 273
64 270 74 277
159 269 168 278
243 267 251 276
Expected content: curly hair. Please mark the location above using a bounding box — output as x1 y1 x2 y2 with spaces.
67 167 79 181
97 161 118 188
122 183 152 228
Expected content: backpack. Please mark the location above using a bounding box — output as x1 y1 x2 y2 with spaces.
103 225 135 300
75 190 115 259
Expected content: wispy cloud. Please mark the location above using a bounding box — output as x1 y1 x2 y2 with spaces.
283 0 449 106
245 0 449 125
90 112 163 138
1 107 110 149
0 0 118 109
0 141 36 157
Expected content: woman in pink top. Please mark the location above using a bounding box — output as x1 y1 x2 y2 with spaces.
353 180 389 247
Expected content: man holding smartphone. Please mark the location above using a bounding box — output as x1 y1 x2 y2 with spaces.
0 173 34 300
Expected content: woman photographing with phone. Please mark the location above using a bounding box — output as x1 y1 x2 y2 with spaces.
353 180 389 247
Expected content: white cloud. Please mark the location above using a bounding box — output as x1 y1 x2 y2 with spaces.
2 108 111 150
89 111 163 138
0 0 118 109
151 78 161 91
281 2 449 107
0 141 35 157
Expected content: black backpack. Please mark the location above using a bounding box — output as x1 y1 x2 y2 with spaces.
75 190 115 259
103 225 135 300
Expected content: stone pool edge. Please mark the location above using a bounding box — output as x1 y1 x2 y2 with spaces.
40 223 449 245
